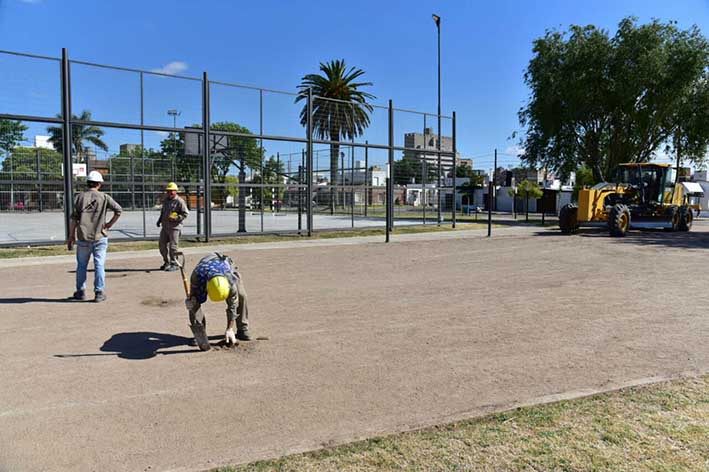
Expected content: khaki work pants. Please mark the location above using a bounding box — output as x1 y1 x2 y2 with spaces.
159 227 181 265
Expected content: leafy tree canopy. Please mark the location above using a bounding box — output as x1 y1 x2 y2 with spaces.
0 119 27 155
519 17 709 183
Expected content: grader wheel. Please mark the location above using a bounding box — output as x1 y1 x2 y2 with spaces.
559 204 579 234
679 205 693 232
609 204 630 237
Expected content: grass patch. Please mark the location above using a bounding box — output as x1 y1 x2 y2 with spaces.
217 375 709 472
0 223 490 259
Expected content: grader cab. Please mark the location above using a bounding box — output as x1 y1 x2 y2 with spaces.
559 163 693 237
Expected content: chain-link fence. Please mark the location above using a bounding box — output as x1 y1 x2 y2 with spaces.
0 48 457 245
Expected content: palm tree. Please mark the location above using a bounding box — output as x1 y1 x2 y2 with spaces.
47 110 108 162
296 60 375 214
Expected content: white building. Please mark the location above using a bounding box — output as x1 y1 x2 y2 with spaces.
34 135 54 150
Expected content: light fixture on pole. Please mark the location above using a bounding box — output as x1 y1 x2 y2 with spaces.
432 13 442 224
167 109 181 181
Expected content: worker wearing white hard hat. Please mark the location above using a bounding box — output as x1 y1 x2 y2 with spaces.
67 170 122 302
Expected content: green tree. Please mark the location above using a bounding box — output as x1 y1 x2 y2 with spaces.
0 146 63 210
251 156 286 209
572 166 595 201
514 180 543 222
392 157 438 185
457 180 483 208
224 175 239 202
0 119 27 157
296 59 375 214
519 17 709 182
47 110 108 162
0 146 62 179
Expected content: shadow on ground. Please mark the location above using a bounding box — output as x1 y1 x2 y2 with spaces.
0 297 75 304
534 227 709 249
607 230 709 249
67 268 157 273
54 332 222 360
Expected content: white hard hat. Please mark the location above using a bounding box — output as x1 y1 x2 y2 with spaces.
87 170 104 183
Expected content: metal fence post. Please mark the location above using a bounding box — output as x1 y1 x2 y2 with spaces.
387 99 394 238
202 71 211 242
487 148 496 237
60 48 73 240
364 140 368 217
385 176 390 243
259 89 264 233
437 109 442 226
140 71 147 238
298 151 303 235
350 104 355 228
306 87 313 236
36 148 43 212
451 111 456 228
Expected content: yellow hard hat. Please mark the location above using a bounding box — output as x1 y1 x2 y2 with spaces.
166 182 178 191
207 275 230 302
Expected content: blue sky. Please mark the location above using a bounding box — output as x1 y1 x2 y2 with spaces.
1 0 708 171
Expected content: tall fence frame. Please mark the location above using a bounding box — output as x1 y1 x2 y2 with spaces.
0 48 457 245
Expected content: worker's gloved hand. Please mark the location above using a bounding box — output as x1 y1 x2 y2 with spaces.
225 327 237 346
156 220 161 228
185 297 197 311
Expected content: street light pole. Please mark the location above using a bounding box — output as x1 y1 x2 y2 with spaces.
432 13 442 224
167 109 181 182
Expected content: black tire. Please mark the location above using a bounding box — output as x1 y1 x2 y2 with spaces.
559 203 579 234
664 206 680 232
678 205 693 231
609 204 630 237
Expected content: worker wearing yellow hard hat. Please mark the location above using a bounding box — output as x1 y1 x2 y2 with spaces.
157 182 189 271
184 252 252 351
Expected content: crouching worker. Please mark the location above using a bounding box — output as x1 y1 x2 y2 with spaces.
185 252 251 351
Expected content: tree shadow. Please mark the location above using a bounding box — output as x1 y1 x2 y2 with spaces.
607 230 709 250
533 226 709 249
54 332 222 360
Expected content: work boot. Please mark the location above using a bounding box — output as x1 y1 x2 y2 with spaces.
160 262 170 270
71 290 87 301
236 330 252 341
165 264 178 272
94 291 107 303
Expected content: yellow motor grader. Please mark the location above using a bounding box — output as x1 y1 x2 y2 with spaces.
559 163 692 237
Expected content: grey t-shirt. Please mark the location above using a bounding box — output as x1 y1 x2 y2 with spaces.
72 189 123 241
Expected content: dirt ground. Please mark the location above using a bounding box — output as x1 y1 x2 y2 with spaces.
1 225 708 472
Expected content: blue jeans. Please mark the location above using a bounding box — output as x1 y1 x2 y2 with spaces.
76 237 108 293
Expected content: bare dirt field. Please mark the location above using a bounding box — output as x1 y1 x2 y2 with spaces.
1 225 708 471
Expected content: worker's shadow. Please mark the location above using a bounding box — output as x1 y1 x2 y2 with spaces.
55 332 220 360
0 297 76 304
100 332 224 360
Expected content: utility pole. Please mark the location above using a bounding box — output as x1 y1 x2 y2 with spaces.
432 13 442 225
488 149 497 237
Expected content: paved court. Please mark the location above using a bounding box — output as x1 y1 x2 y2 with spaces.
0 210 424 243
0 225 707 471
